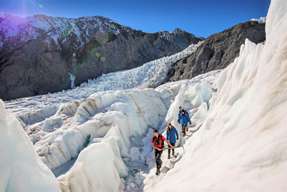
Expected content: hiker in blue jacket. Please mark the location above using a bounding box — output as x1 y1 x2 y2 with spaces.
178 107 191 136
166 123 179 159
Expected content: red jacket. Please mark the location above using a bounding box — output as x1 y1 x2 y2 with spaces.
152 134 166 150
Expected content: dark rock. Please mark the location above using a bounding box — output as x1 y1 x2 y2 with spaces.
167 21 266 81
0 14 200 100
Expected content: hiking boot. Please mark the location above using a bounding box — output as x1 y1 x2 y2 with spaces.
168 155 171 159
156 168 160 175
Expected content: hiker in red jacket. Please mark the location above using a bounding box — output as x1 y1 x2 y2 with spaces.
152 129 174 175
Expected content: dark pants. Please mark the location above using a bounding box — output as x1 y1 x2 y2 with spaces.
168 143 175 157
154 150 163 170
181 124 187 136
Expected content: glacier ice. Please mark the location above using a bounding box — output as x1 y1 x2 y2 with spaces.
2 0 286 191
145 0 287 191
0 100 59 192
54 71 218 192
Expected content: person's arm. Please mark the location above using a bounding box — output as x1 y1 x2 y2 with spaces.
165 140 174 148
166 130 169 140
162 136 173 149
153 145 163 151
163 135 174 148
175 128 179 140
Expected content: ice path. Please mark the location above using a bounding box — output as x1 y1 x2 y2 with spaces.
123 71 218 191
124 107 206 191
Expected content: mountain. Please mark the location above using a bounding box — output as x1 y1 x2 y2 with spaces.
167 20 266 81
1 0 287 191
0 14 200 100
5 43 200 116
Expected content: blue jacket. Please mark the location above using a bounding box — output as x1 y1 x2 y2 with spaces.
166 127 179 144
178 111 191 126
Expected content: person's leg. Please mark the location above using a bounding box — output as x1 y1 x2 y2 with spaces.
158 150 163 168
155 150 159 167
181 124 186 136
171 143 175 156
168 147 171 159
155 150 162 175
155 150 160 175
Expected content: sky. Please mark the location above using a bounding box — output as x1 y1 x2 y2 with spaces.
0 0 270 37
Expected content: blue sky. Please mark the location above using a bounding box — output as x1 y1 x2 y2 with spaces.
0 0 270 37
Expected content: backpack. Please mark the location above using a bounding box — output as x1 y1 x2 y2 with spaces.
152 134 164 149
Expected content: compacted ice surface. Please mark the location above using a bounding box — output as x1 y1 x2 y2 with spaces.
2 0 287 191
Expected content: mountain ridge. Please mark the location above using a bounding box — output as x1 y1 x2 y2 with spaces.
167 20 266 81
0 14 200 100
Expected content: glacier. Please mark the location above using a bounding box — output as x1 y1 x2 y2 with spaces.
144 0 287 191
0 100 59 192
55 71 218 192
1 0 287 191
5 42 199 116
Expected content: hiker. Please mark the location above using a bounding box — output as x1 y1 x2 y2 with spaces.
178 106 191 136
166 123 179 159
152 129 174 175
183 110 191 132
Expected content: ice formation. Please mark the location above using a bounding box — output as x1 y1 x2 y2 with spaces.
0 100 59 192
145 0 287 191
2 0 286 191
56 71 218 192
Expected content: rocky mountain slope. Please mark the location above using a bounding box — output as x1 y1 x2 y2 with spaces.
0 14 200 100
167 20 266 81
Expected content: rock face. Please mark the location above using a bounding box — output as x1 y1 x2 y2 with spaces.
0 15 200 100
167 21 266 81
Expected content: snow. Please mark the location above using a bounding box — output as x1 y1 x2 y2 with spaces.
144 0 287 191
0 14 123 48
0 100 59 192
251 16 266 23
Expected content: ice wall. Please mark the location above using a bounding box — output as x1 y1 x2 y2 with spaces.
36 90 167 170
146 0 287 191
0 100 59 192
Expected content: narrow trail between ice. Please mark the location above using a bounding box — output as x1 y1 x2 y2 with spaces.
124 110 205 192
